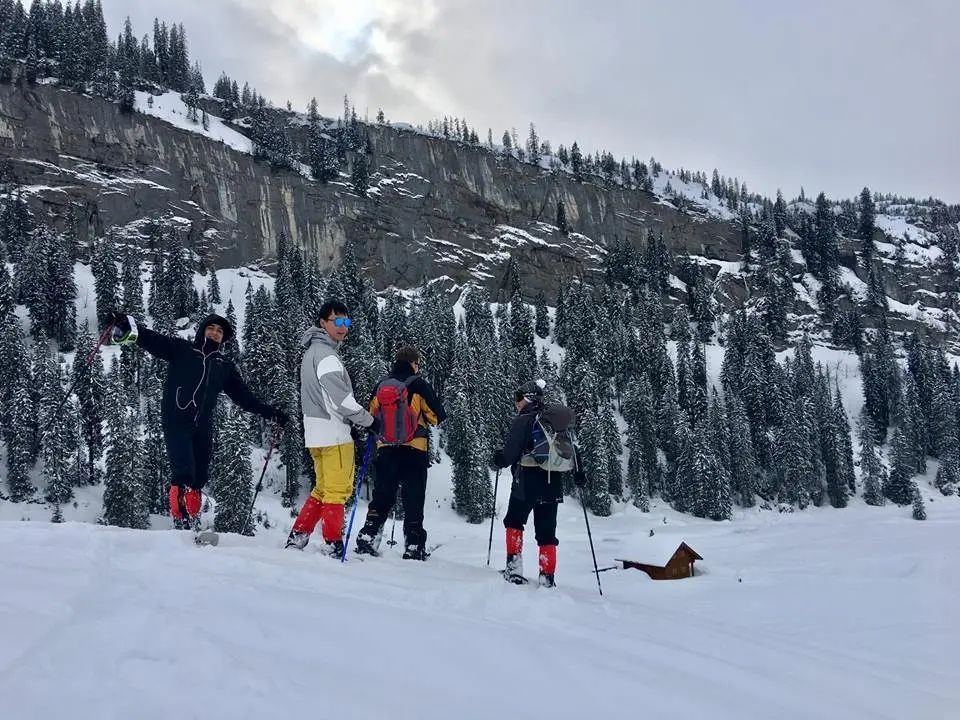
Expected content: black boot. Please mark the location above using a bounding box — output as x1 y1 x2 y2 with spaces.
402 542 428 560
354 521 382 556
538 572 555 588
285 530 310 550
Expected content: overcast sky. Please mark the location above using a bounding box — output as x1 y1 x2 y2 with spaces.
102 0 959 204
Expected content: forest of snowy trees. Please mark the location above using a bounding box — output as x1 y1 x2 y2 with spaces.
1 167 952 532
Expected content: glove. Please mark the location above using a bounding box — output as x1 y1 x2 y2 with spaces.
491 450 506 469
573 469 586 488
267 407 289 427
367 415 382 436
104 311 130 332
105 312 137 345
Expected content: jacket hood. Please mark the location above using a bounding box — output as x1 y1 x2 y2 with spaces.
300 325 337 350
194 313 235 347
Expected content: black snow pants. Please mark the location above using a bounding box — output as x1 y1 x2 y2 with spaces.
364 445 429 546
163 425 214 491
503 496 559 547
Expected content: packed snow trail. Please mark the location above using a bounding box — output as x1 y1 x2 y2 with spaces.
1 503 957 720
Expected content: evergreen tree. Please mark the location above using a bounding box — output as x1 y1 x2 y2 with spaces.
884 426 916 506
6 368 36 501
41 360 76 509
16 226 77 349
206 268 221 305
578 404 611 516
74 323 106 486
91 234 120 327
911 483 926 520
556 200 568 235
213 409 254 534
725 394 758 506
102 399 149 529
858 413 885 506
534 290 550 338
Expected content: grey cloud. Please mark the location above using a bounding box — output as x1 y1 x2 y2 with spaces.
102 0 960 203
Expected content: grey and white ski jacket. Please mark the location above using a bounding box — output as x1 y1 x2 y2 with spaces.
299 327 374 447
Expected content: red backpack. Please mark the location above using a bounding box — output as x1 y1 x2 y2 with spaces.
374 376 419 445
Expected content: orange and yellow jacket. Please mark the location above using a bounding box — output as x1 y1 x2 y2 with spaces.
367 366 447 452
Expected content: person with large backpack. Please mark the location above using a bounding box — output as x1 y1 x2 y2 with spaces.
491 379 585 587
354 345 447 560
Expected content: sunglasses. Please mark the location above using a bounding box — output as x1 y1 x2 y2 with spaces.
329 317 352 327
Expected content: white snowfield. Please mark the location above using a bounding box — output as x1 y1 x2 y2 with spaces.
1 495 956 720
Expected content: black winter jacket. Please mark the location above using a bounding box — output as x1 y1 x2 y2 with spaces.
135 313 274 433
493 401 580 505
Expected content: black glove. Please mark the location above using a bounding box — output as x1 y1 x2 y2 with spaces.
574 469 587 488
104 311 131 333
267 407 289 427
491 450 506 469
367 415 382 436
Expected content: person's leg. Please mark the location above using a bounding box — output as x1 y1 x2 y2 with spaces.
285 447 328 549
163 425 195 529
355 449 399 555
181 431 213 522
502 494 533 581
532 502 559 587
399 448 429 559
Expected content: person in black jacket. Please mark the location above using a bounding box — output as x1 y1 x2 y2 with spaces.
492 379 585 587
354 345 447 560
105 311 288 528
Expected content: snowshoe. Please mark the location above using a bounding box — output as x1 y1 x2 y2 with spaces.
319 539 345 559
285 530 311 550
402 543 428 561
194 530 219 547
538 573 555 588
500 569 529 585
354 526 382 557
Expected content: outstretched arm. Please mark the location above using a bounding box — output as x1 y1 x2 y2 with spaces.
107 312 183 361
317 354 374 428
223 363 279 420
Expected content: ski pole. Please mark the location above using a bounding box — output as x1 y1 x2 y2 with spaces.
241 423 282 536
341 434 375 562
579 486 603 596
387 494 398 547
35 322 114 454
486 468 500 566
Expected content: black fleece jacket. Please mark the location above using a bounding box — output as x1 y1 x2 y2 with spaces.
135 313 275 432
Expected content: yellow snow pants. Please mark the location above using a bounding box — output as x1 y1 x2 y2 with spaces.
307 443 355 505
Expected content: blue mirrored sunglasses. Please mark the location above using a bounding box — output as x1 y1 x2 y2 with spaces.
333 317 352 327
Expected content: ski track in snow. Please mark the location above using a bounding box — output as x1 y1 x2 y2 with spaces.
1 499 958 720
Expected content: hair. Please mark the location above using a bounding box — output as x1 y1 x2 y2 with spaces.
317 299 349 322
395 345 420 366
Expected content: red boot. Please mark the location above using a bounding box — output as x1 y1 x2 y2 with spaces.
168 485 184 520
319 504 346 557
286 496 323 549
538 544 557 588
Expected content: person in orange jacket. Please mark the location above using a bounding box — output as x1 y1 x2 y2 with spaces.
354 345 447 560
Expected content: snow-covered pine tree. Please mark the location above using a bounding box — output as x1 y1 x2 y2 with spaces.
16 226 77 349
508 286 537 385
858 413 885 506
90 234 120 327
725 394 758 507
577 403 611 516
832 387 856 498
379 290 411 363
884 426 916 506
74 323 107 486
206 268 221 305
42 359 77 509
6 366 36 502
142 370 171 515
534 290 550 338
120 246 145 390
213 408 254 534
102 396 149 529
911 483 926 520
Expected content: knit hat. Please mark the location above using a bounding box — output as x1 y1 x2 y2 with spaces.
514 378 546 403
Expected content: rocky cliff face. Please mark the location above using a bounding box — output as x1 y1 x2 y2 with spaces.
0 80 957 345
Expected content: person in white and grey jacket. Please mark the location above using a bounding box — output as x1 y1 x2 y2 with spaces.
285 299 381 555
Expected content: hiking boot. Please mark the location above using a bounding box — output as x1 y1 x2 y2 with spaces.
402 542 428 561
285 530 311 550
538 572 556 588
354 522 382 556
319 539 345 559
503 552 525 583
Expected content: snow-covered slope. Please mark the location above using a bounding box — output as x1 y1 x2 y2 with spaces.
1 490 956 719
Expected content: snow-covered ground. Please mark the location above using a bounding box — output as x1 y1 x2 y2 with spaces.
1 474 956 720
